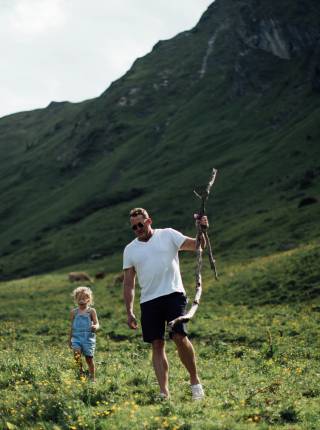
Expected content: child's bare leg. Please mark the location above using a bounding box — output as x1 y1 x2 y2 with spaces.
73 350 84 375
85 356 95 380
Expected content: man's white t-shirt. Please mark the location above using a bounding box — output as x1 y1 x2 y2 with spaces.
123 228 187 303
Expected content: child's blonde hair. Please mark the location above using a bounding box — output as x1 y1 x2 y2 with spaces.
72 286 94 305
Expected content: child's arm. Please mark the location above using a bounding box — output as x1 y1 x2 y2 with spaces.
90 308 100 332
69 309 75 348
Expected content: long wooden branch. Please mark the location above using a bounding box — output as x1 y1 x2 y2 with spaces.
168 168 218 328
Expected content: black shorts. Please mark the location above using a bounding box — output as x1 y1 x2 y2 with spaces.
140 292 188 343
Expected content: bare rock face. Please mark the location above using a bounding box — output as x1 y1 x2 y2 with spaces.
196 0 320 98
236 13 319 60
239 18 291 59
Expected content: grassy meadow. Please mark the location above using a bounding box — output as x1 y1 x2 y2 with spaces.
1 243 319 430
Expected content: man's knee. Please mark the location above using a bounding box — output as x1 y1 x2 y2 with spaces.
172 332 188 345
152 339 165 351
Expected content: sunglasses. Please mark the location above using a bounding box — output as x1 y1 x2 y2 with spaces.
131 221 146 231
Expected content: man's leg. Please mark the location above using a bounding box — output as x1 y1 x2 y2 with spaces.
172 333 200 385
152 339 169 397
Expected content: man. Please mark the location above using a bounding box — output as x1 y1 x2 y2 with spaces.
123 207 207 400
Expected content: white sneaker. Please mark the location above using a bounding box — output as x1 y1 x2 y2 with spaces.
191 383 205 400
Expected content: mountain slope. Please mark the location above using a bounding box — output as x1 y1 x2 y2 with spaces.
0 0 319 279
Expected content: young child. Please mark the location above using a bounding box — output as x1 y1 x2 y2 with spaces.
69 286 100 381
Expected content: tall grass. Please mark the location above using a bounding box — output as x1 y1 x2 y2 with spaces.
0 244 319 429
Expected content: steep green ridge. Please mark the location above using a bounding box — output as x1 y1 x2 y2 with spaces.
0 0 319 279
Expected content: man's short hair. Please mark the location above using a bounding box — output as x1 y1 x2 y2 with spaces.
130 207 150 219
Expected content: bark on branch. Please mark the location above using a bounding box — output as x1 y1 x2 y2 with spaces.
168 168 218 328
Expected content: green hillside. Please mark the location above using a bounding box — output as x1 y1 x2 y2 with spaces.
0 0 319 279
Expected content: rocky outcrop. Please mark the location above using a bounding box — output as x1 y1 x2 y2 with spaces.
241 19 291 59
237 17 319 60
